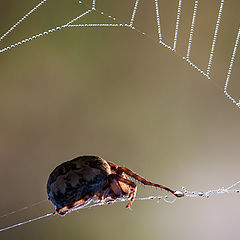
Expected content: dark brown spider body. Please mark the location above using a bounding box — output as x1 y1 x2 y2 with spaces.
47 156 111 215
47 156 182 215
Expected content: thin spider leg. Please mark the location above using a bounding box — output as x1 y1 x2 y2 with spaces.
94 190 113 204
127 185 137 208
116 167 178 196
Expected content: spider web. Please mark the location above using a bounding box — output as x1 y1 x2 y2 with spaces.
0 0 240 108
0 0 240 234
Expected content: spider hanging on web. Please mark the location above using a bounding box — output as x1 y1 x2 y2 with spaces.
47 155 184 215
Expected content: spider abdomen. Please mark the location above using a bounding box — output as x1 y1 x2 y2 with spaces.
47 156 111 212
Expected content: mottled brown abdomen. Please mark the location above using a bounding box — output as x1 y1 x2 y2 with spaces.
47 156 111 211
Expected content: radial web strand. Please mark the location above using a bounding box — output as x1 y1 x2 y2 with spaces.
224 27 240 107
129 0 140 27
154 0 162 42
173 0 182 52
206 0 224 77
186 0 199 60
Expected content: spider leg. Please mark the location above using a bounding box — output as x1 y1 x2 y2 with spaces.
107 161 118 170
116 167 178 196
109 174 137 208
125 184 137 208
54 194 93 215
94 188 110 202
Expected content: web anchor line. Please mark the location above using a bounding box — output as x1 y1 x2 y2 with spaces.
0 0 239 109
1 179 240 232
0 194 179 233
0 212 54 233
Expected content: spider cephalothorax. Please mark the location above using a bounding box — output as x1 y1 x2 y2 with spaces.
47 156 183 215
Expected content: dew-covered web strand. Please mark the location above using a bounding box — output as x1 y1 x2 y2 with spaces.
206 0 224 77
224 27 240 107
173 0 182 52
0 0 239 110
80 0 210 80
1 180 240 233
0 0 238 87
154 0 162 42
129 0 140 27
182 180 240 198
186 0 198 60
0 1 122 54
0 192 181 232
0 0 47 43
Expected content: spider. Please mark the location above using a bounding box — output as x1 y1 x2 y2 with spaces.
47 156 183 215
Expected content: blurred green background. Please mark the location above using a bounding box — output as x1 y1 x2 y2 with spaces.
1 0 240 239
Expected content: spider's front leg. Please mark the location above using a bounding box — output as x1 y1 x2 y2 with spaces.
114 166 183 197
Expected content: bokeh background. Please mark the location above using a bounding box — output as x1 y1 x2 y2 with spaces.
1 0 240 239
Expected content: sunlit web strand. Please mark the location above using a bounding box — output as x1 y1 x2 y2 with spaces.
186 0 199 60
0 194 178 232
0 0 47 42
66 9 93 25
129 0 140 27
1 179 240 232
0 0 227 78
224 27 240 108
0 2 120 54
173 0 182 52
73 2 210 84
206 0 224 77
0 0 225 82
92 0 96 10
154 0 162 42
0 0 239 109
67 23 125 28
0 200 48 219
94 0 238 108
0 213 53 232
